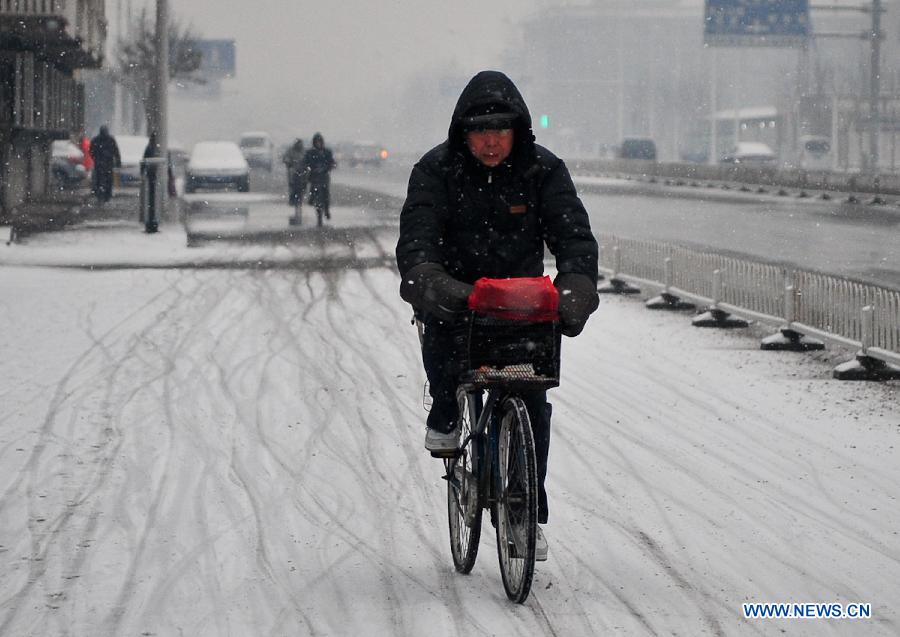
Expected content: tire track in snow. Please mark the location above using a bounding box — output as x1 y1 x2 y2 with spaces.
0 273 196 635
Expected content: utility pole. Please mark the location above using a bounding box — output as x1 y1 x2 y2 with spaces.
868 0 881 172
155 0 169 214
143 0 168 232
709 48 718 165
808 1 884 171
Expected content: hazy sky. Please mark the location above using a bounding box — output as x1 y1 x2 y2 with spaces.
132 0 547 147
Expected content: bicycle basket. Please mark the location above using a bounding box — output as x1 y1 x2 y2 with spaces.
452 313 561 390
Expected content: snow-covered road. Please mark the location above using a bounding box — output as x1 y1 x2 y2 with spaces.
1 211 898 636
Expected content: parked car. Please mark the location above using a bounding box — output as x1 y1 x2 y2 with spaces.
186 141 250 193
238 131 274 171
338 141 388 167
115 134 150 186
50 140 88 186
720 141 777 165
618 137 657 161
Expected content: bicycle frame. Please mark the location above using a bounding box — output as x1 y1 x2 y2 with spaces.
438 311 559 602
445 387 506 522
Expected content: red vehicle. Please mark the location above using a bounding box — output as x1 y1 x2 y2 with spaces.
80 135 94 172
51 140 89 186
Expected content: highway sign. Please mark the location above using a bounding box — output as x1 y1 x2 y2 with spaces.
704 0 810 47
191 39 236 79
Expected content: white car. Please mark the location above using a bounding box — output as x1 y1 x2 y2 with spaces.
720 141 777 166
50 140 88 186
186 141 250 193
115 135 150 186
238 132 274 171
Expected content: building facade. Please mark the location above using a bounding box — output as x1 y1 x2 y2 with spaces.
0 0 106 219
506 0 897 168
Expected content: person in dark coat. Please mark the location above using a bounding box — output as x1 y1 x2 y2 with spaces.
282 138 307 206
303 133 336 218
89 125 121 203
395 70 600 556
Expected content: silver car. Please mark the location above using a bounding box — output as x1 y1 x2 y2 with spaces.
186 141 251 193
238 132 274 171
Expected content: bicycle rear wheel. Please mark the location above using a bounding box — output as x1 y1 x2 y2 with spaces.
495 396 538 603
289 203 302 226
446 387 483 573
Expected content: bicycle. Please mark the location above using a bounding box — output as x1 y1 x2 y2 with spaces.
290 200 326 227
289 200 303 226
287 174 306 226
308 182 330 228
313 203 326 227
435 282 560 603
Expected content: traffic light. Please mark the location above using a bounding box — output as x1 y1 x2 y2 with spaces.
539 114 550 129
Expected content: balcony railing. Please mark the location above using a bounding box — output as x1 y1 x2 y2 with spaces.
0 0 106 68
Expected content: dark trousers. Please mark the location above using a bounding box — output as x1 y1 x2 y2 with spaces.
421 320 552 523
92 166 114 202
308 179 330 211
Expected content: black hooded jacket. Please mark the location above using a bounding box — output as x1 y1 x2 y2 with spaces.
303 133 336 185
396 71 598 288
89 129 121 171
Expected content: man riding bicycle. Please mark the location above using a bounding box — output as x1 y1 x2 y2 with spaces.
396 70 599 559
282 138 307 207
303 132 336 220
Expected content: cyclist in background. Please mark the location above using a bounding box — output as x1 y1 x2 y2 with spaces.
282 138 307 207
395 70 600 558
303 132 336 219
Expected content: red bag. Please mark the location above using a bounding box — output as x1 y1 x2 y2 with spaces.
467 276 559 321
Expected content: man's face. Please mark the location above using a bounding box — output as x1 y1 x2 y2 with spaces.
465 128 514 167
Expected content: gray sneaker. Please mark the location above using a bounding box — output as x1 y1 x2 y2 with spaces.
425 427 459 456
535 525 548 561
509 523 548 561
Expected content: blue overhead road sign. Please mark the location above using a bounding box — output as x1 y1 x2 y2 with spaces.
704 0 810 47
191 39 237 79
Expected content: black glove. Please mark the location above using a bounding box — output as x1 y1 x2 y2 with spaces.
400 263 473 322
554 272 599 337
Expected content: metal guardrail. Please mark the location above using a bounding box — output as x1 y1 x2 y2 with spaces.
599 234 900 375
572 158 900 197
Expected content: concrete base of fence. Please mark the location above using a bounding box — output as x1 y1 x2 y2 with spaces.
645 292 696 311
692 308 749 329
833 353 900 381
760 328 825 352
598 278 641 295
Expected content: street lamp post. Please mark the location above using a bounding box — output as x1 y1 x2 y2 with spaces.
809 1 884 172
868 0 881 172
155 0 168 217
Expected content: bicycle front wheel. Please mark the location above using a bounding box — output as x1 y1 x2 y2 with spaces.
447 387 483 573
289 203 302 226
495 396 538 603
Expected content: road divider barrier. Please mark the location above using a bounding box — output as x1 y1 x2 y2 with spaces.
598 235 900 381
572 159 900 198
